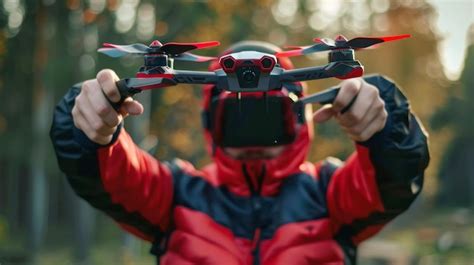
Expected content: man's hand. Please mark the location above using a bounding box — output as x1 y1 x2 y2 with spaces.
72 69 144 145
313 78 387 142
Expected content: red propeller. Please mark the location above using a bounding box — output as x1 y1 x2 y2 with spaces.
98 40 220 62
276 34 410 57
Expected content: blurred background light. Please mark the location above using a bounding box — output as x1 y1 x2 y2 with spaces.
136 3 156 41
8 9 23 29
115 0 139 33
428 0 474 80
370 0 390 14
89 0 106 14
3 0 20 13
79 54 96 74
272 0 298 25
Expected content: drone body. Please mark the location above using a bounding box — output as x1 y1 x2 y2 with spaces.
98 34 410 110
98 34 410 147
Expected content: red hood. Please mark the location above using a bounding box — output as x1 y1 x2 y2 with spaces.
201 44 313 196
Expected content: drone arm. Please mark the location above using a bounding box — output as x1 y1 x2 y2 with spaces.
279 65 332 83
279 61 364 84
107 78 178 111
172 70 218 85
106 71 217 111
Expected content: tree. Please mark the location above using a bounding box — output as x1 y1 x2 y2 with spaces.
431 26 474 207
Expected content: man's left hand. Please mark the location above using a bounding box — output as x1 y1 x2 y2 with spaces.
313 78 388 142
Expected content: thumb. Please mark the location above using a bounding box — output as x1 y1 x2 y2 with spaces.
122 99 144 116
313 104 335 123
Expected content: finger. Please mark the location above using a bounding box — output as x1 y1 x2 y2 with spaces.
313 105 335 123
97 69 121 103
341 107 378 138
337 81 378 127
332 78 362 113
350 98 386 135
76 92 117 136
122 99 144 116
85 80 122 127
355 112 388 142
73 106 112 144
72 105 84 130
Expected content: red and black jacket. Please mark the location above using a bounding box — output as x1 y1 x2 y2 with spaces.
50 75 429 265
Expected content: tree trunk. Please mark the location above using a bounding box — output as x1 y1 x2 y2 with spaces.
28 1 50 262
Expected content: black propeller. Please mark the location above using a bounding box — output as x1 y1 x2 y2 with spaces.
98 40 220 62
276 34 411 57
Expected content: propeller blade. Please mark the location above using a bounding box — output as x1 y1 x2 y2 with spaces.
280 34 410 57
346 34 411 49
102 43 150 54
98 48 130 58
276 43 334 57
160 41 220 55
313 37 336 47
284 45 307 50
275 48 305 58
278 38 337 57
302 43 335 54
173 52 216 62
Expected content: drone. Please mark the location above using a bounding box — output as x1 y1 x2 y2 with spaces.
98 34 410 110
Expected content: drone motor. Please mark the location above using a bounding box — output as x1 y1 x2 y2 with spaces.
144 54 169 67
328 49 355 62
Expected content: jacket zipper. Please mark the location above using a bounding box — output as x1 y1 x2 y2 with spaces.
242 164 266 265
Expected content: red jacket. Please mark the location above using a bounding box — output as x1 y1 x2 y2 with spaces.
51 75 429 265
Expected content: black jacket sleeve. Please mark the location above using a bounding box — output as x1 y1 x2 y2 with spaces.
317 75 429 260
50 84 172 241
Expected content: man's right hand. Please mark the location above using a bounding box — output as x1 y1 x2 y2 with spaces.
72 69 144 145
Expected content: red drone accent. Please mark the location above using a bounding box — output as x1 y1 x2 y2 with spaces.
259 56 276 72
220 56 237 73
334 35 348 42
150 40 162 47
136 73 174 79
336 66 364 80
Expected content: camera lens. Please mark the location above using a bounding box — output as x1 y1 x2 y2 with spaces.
242 70 256 83
237 66 260 88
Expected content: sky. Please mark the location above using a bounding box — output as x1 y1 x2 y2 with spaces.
428 0 474 80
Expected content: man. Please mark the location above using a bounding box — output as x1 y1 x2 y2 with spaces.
50 41 429 264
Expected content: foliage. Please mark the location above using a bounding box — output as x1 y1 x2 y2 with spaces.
431 41 474 206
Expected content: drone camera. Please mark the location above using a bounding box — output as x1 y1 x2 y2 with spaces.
236 66 260 88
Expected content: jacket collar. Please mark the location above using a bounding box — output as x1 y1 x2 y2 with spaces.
210 123 312 196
